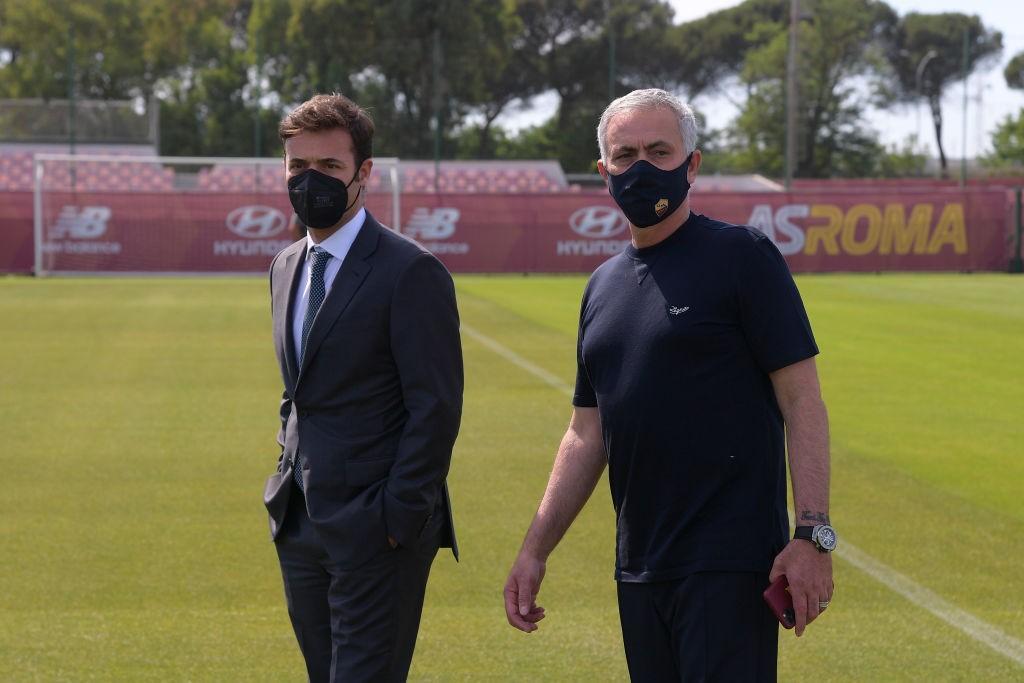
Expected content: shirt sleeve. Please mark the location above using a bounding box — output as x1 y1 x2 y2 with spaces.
572 290 598 407
735 230 819 373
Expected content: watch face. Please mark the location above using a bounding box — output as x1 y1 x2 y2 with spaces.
815 525 838 551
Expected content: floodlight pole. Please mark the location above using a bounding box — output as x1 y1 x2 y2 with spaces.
607 0 616 101
253 34 262 162
1011 187 1023 273
67 21 77 192
960 28 969 189
33 157 43 276
150 94 160 153
432 26 443 194
67 22 75 158
784 0 799 190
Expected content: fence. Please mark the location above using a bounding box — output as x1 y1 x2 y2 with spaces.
0 154 1019 275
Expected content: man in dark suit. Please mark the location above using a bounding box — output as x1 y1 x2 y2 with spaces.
263 93 463 682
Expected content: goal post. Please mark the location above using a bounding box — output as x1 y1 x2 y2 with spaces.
33 154 401 276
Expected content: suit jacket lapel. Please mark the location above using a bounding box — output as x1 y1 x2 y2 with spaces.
297 215 382 381
273 242 305 392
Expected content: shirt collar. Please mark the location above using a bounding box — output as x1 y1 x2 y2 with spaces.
305 207 367 260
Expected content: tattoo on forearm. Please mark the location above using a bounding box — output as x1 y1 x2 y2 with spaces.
800 510 831 524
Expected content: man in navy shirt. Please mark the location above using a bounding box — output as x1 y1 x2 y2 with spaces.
504 89 835 681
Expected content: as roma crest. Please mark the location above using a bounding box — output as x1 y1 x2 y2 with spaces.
654 198 669 216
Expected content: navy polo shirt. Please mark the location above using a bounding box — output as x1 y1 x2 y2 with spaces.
573 212 819 582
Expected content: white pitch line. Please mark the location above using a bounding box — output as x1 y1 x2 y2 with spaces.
839 542 1024 666
463 322 1024 669
461 324 575 396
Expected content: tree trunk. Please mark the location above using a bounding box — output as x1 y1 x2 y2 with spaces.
477 104 506 159
478 118 493 159
929 95 947 178
803 102 824 177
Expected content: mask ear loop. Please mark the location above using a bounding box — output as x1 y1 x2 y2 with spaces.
341 160 366 213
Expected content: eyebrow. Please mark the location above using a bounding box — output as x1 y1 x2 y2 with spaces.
612 140 674 154
288 156 345 165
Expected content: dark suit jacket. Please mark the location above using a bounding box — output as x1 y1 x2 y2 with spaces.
263 212 463 568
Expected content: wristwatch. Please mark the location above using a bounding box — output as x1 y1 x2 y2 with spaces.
794 524 838 553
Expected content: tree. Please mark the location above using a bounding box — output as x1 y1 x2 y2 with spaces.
983 112 1024 168
982 50 1024 168
249 0 679 169
509 0 679 171
0 0 274 156
668 0 787 101
713 0 898 178
458 7 543 159
876 135 929 177
1006 50 1024 91
150 1 283 157
453 119 561 161
0 0 154 101
248 0 372 104
249 0 529 161
886 12 1002 177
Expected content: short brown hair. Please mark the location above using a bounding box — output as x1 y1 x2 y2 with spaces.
279 93 374 166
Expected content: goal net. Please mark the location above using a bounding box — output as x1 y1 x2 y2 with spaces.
33 154 401 275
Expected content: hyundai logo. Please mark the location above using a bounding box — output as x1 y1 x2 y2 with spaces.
226 206 287 239
569 206 628 239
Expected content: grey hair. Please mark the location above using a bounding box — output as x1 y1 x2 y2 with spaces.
596 88 698 163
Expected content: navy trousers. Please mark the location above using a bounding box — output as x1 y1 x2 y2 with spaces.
617 572 778 682
274 485 440 682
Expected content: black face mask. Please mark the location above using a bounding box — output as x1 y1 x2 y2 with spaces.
606 153 693 228
287 167 360 230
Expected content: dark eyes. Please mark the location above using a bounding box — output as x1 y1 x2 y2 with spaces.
288 161 341 167
614 150 667 160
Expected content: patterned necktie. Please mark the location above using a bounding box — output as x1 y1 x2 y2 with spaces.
294 245 331 492
300 246 331 366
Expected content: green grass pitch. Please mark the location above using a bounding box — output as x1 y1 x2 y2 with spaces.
1 273 1022 681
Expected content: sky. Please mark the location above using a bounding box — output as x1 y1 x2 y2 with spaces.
500 0 1024 160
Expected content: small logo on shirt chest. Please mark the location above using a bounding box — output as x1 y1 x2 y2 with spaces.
668 305 690 316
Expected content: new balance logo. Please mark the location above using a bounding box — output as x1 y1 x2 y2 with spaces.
668 306 690 315
405 207 460 240
49 206 111 239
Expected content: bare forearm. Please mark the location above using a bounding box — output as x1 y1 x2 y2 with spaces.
785 395 830 524
768 359 833 636
770 358 831 525
521 418 606 561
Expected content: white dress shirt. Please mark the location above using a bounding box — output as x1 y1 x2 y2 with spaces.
292 208 367 364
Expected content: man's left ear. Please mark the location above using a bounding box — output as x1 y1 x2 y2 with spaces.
686 150 702 183
359 158 374 184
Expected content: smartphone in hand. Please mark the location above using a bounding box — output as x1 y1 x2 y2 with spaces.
763 576 795 629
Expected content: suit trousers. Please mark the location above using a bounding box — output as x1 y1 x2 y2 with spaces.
274 483 441 682
616 572 778 683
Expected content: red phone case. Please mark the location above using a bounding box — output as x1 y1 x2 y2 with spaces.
763 576 796 629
